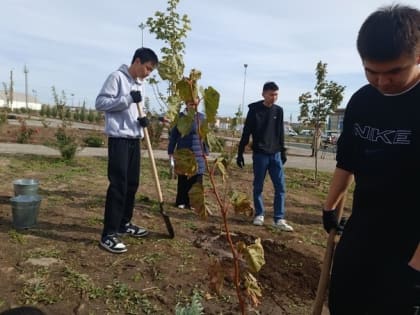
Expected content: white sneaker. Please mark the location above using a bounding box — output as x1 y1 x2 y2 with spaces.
177 204 185 209
273 219 294 232
253 215 264 226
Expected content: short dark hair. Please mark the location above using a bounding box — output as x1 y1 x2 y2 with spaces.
131 47 159 65
357 4 420 61
263 81 279 92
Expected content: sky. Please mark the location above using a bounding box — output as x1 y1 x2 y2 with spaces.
1 0 419 121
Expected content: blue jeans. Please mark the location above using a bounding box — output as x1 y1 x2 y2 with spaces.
252 152 286 221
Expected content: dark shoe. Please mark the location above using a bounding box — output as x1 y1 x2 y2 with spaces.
118 222 148 238
100 234 127 254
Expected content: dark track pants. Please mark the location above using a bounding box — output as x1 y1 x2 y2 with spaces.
175 174 202 207
102 138 140 237
329 232 420 315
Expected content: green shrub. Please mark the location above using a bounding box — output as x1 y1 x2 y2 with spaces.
0 110 7 126
16 118 37 143
83 135 104 147
55 127 78 160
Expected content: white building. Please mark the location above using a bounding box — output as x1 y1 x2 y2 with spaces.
0 91 42 111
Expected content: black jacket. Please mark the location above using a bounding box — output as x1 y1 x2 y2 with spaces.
238 100 286 155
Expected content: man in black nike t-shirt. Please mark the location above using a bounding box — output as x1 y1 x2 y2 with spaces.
322 4 420 314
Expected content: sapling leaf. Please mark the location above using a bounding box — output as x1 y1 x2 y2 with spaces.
203 86 220 124
173 148 197 177
176 110 195 137
176 78 194 103
189 182 207 218
243 271 262 306
237 238 265 273
230 191 253 216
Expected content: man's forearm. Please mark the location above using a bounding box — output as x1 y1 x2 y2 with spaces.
324 167 354 210
409 243 420 270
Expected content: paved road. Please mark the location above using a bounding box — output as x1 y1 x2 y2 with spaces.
0 143 336 172
4 116 336 172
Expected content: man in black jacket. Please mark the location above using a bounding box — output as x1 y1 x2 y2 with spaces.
237 81 293 231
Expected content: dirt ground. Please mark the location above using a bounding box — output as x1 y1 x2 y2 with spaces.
0 121 353 315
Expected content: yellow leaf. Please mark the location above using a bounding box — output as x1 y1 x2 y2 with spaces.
176 78 194 103
173 148 197 177
214 157 227 182
230 191 253 216
243 271 262 306
188 182 206 218
176 110 195 137
203 86 220 124
241 238 265 273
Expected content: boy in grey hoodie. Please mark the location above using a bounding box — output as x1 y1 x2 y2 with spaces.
96 47 158 253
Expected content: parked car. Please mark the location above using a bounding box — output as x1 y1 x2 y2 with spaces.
285 129 298 136
299 129 313 136
321 130 340 144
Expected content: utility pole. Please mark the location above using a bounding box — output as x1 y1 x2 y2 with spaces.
138 22 146 47
24 65 29 112
241 64 248 127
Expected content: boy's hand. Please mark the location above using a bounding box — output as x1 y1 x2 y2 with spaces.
130 91 142 103
137 117 149 127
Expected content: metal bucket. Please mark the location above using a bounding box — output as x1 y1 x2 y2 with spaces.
10 195 42 229
13 179 39 196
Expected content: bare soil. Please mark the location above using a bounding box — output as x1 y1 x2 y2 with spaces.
0 121 353 315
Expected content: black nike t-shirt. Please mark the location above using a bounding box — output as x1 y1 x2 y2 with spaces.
336 82 420 256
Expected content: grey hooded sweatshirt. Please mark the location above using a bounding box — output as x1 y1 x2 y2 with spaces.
95 64 144 138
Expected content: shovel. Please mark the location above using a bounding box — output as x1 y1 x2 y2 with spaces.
136 102 175 238
312 194 346 315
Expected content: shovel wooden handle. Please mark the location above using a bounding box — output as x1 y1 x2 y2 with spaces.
136 102 174 238
312 194 346 315
137 104 163 202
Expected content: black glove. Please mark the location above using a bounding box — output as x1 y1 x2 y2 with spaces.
236 154 245 168
322 209 340 233
281 149 287 165
130 90 142 103
137 117 149 128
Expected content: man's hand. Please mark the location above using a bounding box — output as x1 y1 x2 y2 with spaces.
137 117 149 127
281 149 287 164
322 209 340 233
236 154 245 168
130 91 142 103
281 153 287 164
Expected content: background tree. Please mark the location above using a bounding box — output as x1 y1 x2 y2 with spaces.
45 105 51 118
64 107 72 120
146 0 191 122
230 105 242 135
73 108 80 121
80 103 86 122
298 61 345 181
2 70 14 108
2 82 10 107
51 86 67 119
9 70 14 106
87 109 94 123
